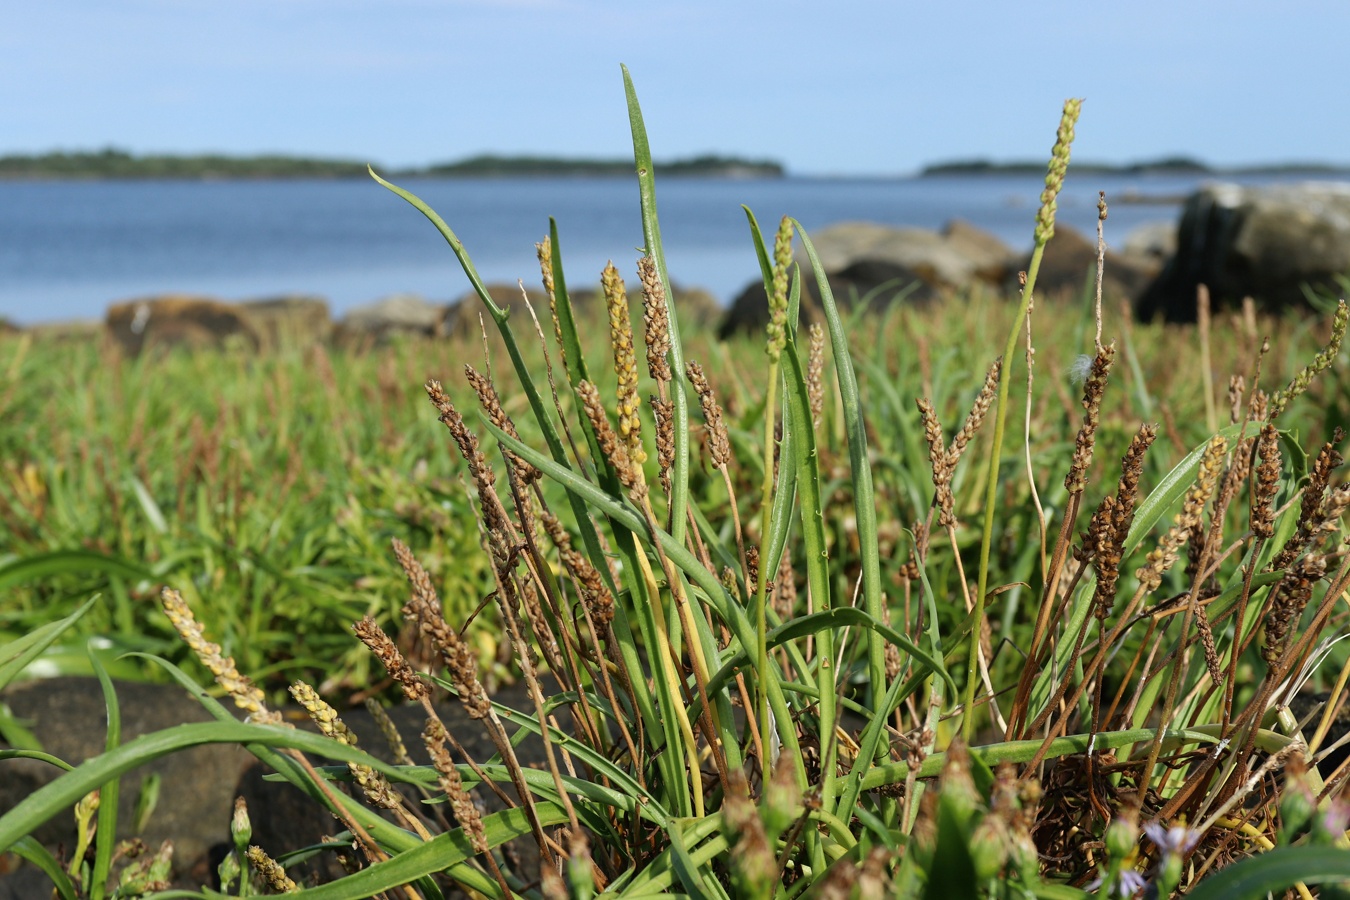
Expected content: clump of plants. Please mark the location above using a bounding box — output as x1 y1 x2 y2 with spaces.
4 67 1350 898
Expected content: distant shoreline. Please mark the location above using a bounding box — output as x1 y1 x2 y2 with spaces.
920 157 1350 178
0 150 785 181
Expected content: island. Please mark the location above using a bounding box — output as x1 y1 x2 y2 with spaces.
0 149 784 180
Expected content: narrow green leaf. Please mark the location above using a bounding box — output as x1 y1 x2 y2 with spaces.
0 596 98 689
9 836 78 900
1184 845 1350 899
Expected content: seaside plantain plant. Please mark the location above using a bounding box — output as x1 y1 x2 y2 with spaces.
4 66 1350 899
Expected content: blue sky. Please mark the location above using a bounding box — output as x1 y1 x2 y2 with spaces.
6 1 1348 176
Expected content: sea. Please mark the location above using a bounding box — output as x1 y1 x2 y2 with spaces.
0 171 1338 325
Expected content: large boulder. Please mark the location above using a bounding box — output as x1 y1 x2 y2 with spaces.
1120 220 1177 265
797 220 1015 289
334 294 448 346
443 283 552 341
1009 225 1159 301
718 258 938 338
1136 182 1350 322
240 295 332 348
105 296 260 357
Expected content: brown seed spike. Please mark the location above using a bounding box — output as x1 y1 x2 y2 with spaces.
602 263 646 465
638 256 672 384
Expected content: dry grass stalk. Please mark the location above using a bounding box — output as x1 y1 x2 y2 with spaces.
577 378 646 498
290 680 402 809
1270 299 1349 418
392 538 492 719
916 398 954 527
160 588 282 726
353 615 428 701
465 364 539 487
1064 342 1116 494
651 395 675 495
687 361 731 468
536 238 567 371
1269 430 1344 573
1251 424 1282 538
422 719 489 855
424 379 516 566
1137 435 1228 591
363 698 414 768
638 256 672 384
946 357 1002 472
601 262 646 465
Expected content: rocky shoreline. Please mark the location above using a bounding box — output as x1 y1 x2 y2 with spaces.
6 181 1349 351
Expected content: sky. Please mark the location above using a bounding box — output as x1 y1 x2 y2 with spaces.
6 1 1350 176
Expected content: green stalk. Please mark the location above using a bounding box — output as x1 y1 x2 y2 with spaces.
966 99 1081 742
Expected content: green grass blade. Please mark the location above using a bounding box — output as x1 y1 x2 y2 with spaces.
792 219 888 731
279 804 569 899
1125 421 1249 555
622 64 692 546
0 552 152 591
0 596 98 689
9 836 78 900
88 644 121 900
1184 845 1350 899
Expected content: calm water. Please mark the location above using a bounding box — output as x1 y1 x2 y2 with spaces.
0 172 1328 324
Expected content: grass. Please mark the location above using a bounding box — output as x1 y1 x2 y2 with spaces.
3 74 1350 898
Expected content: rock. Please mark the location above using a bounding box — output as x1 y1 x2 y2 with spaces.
1120 220 1177 264
1009 225 1159 302
1136 181 1350 322
941 219 1019 282
335 294 448 346
0 677 254 888
718 259 938 338
0 676 553 895
443 283 553 341
796 223 967 288
240 295 332 348
105 296 260 357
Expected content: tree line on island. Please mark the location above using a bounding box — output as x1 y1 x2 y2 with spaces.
0 148 784 180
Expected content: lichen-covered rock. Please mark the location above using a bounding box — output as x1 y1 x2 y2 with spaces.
1136 182 1350 322
105 295 260 356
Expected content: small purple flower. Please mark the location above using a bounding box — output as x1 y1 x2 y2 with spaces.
1086 868 1148 897
1144 820 1201 856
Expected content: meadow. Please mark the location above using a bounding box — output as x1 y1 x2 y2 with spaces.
3 78 1350 898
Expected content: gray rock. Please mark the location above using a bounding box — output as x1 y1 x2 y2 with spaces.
1120 220 1177 263
0 677 253 889
105 296 260 357
798 221 1005 289
336 294 448 345
1137 181 1350 322
1009 225 1159 302
240 295 332 348
718 259 937 338
1 677 551 894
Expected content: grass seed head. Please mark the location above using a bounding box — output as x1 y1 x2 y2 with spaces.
1035 98 1083 246
465 364 539 486
651 395 675 494
1252 423 1282 539
423 719 489 854
687 361 732 468
246 845 298 893
577 378 646 498
638 256 672 383
807 322 827 426
353 615 429 701
766 215 794 363
1065 341 1116 494
602 262 646 464
160 588 281 725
